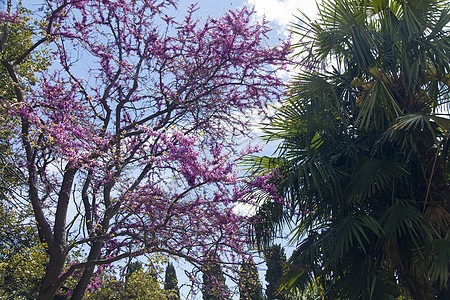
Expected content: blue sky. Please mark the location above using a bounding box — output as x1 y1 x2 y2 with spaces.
178 0 319 34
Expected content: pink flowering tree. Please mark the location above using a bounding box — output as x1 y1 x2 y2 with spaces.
0 0 289 298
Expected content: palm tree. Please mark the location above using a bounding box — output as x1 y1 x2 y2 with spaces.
252 0 450 299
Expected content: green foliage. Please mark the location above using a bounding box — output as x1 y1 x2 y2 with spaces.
0 139 22 201
125 268 167 299
0 3 50 93
0 4 52 298
86 264 167 300
85 270 123 300
126 261 143 281
238 259 263 300
253 0 450 299
0 204 48 299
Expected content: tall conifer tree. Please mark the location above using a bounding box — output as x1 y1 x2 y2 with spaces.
164 263 180 300
239 259 263 300
202 254 229 300
265 245 287 300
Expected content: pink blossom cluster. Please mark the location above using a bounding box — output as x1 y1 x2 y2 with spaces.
5 0 290 297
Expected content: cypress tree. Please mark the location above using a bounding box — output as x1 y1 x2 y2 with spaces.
238 259 263 300
126 261 143 281
202 253 229 300
164 262 180 300
265 244 287 300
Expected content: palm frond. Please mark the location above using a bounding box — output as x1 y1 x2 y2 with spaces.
348 158 406 201
380 200 433 248
332 215 383 256
357 79 402 130
424 235 450 287
384 113 450 145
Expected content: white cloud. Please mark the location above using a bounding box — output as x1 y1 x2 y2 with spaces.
232 202 258 216
246 0 318 29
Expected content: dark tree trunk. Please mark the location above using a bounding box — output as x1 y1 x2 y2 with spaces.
70 241 104 299
37 167 77 299
38 246 67 300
